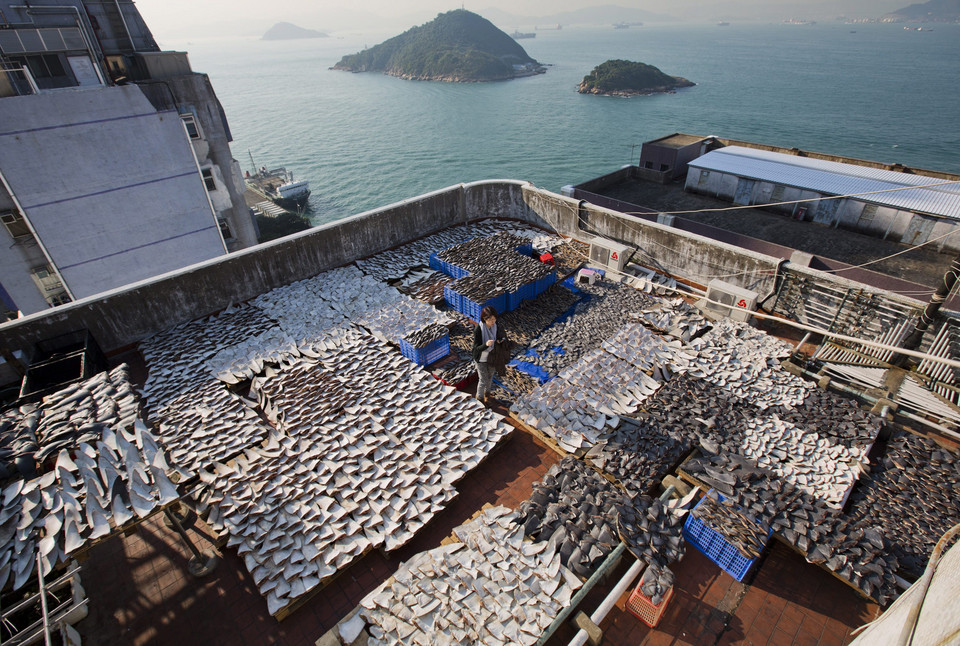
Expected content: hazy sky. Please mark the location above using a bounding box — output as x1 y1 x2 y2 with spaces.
135 0 908 41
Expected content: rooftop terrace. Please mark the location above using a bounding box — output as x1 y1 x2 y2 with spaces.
1 181 958 645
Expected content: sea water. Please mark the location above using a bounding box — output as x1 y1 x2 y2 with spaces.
173 22 960 225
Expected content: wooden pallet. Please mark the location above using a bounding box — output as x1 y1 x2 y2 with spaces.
676 449 710 491
272 544 375 622
439 502 498 546
770 533 880 604
673 451 882 605
506 412 575 460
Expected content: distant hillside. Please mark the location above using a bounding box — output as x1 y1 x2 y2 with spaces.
262 22 327 40
884 0 960 21
578 59 694 96
332 9 543 82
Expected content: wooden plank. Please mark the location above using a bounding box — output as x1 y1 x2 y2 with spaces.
676 449 710 491
439 502 497 546
506 412 574 460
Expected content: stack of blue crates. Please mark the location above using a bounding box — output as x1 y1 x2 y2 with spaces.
433 239 554 320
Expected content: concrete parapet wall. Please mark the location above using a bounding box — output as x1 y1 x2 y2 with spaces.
574 202 781 296
0 182 521 358
0 179 932 377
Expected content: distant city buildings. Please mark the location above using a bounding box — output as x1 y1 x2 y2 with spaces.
0 0 258 318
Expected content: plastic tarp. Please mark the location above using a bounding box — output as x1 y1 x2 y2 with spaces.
849 530 960 646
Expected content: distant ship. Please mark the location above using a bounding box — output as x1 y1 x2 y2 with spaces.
783 18 816 25
613 22 629 29
717 21 730 26
511 30 535 39
535 24 562 30
245 154 311 211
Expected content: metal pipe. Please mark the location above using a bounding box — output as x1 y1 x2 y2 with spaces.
796 363 960 443
113 0 136 52
163 507 203 560
897 254 960 360
36 555 53 646
567 558 644 646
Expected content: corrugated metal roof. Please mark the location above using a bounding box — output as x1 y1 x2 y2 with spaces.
688 146 960 220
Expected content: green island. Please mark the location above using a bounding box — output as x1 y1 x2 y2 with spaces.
332 9 544 82
578 59 694 96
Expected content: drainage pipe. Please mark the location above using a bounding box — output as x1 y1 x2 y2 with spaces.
562 485 678 646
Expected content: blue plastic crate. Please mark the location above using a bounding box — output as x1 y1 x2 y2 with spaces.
515 243 533 256
682 490 772 582
399 334 450 366
534 270 557 297
460 292 507 321
443 284 462 311
507 288 525 311
429 253 442 272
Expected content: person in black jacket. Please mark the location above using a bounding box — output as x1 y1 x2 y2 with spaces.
472 306 507 404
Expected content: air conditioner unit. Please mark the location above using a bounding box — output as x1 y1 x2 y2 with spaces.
588 240 633 273
696 279 758 322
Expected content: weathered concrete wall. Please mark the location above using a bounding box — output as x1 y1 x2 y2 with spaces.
156 74 260 251
0 182 499 357
2 178 937 385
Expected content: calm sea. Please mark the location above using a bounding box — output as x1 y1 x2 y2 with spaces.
173 22 960 225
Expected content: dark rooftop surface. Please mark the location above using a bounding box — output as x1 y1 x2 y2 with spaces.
649 134 708 148
595 177 953 288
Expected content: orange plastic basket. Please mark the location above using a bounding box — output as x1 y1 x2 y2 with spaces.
626 584 673 627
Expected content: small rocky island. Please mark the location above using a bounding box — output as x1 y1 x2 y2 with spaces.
262 22 327 40
332 9 544 82
578 59 694 96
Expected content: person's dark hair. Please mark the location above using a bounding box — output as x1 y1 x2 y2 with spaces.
480 306 498 322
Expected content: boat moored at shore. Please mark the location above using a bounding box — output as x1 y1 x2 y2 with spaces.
244 159 311 211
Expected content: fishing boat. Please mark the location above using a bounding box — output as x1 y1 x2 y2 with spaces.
245 153 311 211
510 30 535 39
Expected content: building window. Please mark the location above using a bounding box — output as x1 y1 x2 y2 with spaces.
180 113 202 140
9 54 72 89
47 292 71 307
659 164 670 172
1 210 31 238
201 167 217 192
700 170 710 180
30 265 69 306
644 161 654 169
218 218 234 240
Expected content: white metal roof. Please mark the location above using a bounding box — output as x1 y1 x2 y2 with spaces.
688 146 960 220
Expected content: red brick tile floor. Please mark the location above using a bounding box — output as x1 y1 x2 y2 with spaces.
76 364 881 646
545 538 880 646
76 420 563 645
